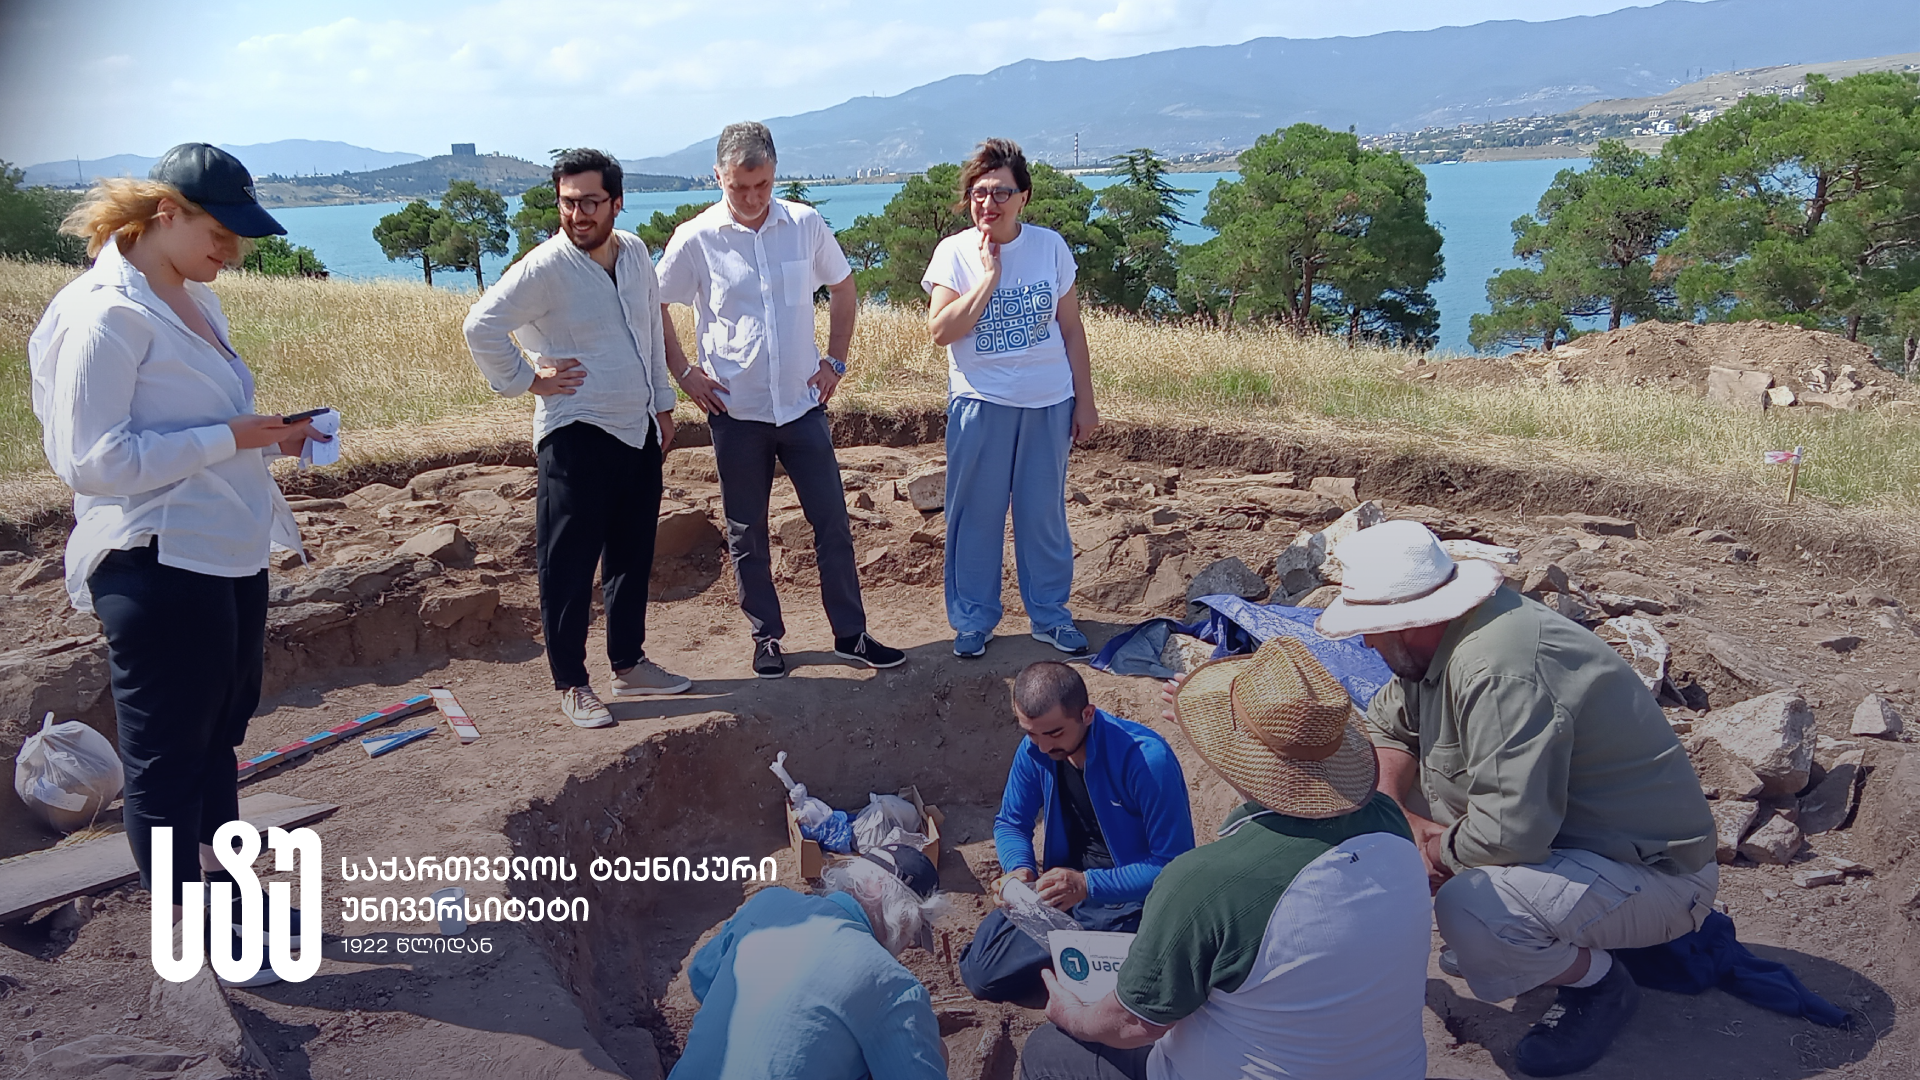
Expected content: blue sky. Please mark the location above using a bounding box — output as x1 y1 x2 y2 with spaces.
0 0 1662 166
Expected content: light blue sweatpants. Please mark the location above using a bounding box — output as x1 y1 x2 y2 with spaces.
944 396 1076 634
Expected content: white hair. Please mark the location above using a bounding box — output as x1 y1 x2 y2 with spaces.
818 858 948 956
716 121 776 172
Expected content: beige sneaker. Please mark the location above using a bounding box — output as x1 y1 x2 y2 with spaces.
612 658 692 696
561 686 614 728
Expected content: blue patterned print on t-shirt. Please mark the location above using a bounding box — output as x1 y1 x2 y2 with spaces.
972 281 1055 354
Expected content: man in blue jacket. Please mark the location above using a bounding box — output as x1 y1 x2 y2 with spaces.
959 661 1195 1008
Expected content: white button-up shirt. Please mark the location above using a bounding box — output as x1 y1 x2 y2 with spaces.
29 239 301 612
656 199 853 427
462 230 675 450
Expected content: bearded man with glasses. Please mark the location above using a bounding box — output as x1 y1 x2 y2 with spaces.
463 148 691 728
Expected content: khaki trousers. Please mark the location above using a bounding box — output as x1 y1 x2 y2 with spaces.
1434 848 1718 1002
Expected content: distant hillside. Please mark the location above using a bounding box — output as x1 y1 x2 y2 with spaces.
21 140 424 187
253 154 702 208
1574 50 1920 118
628 0 1920 177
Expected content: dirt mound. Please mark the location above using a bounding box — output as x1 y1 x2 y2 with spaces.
1419 321 1918 409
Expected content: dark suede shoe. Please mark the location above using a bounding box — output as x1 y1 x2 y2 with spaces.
1515 960 1641 1077
753 639 787 679
834 632 906 669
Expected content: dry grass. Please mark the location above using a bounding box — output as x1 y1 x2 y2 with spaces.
5 258 1918 521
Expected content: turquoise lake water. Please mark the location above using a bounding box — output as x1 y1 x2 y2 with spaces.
270 159 1583 355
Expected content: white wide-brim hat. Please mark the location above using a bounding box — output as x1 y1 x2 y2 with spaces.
1315 519 1507 640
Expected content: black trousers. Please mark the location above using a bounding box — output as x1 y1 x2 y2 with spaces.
90 543 267 906
1018 1023 1152 1080
709 406 865 642
536 421 663 689
959 900 1145 1010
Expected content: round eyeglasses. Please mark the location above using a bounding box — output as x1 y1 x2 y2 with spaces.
969 186 1020 205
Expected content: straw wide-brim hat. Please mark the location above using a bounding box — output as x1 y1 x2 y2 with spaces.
1171 636 1378 819
1314 519 1506 640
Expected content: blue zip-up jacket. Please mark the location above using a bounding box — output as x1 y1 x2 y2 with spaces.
992 709 1195 904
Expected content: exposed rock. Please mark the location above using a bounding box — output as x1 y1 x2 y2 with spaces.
1793 868 1843 888
1597 616 1670 692
10 557 60 590
0 549 29 567
1703 631 1797 689
1150 506 1181 526
772 512 814 550
1296 585 1342 610
1439 539 1518 565
664 446 720 484
1159 633 1217 674
1767 385 1798 408
266 602 352 637
326 543 385 565
1851 694 1904 738
903 467 947 512
850 489 875 511
1185 557 1270 618
1308 476 1359 508
1275 530 1327 579
0 637 112 732
1142 554 1199 614
1706 366 1773 412
149 968 275 1075
406 463 534 502
29 1033 211 1079
1797 749 1864 835
1593 592 1667 617
457 489 514 517
1316 502 1386 584
1540 513 1639 539
1522 563 1571 596
656 507 722 560
1240 487 1344 520
1710 799 1760 864
1737 813 1804 864
398 523 475 566
1694 691 1816 797
1073 530 1190 611
1816 634 1863 654
342 481 408 510
1691 738 1766 800
1540 591 1603 623
419 585 500 629
284 496 348 512
909 529 944 548
270 555 439 606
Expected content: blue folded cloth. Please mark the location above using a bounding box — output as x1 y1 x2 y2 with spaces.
1615 911 1852 1027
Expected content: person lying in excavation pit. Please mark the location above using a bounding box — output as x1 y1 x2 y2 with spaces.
957 661 1195 1009
668 844 949 1079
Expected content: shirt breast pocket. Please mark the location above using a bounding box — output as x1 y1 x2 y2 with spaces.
782 260 815 307
1425 740 1469 784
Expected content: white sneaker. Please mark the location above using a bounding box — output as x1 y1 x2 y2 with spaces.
561 686 615 728
611 658 692 696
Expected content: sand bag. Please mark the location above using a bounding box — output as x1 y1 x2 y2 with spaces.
852 792 922 852
14 714 123 833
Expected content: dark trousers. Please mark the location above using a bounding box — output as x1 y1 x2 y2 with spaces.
536 421 663 689
959 900 1144 1010
1018 1022 1152 1080
90 544 266 906
709 406 865 642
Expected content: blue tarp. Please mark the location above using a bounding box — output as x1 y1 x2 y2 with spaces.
1092 594 1393 710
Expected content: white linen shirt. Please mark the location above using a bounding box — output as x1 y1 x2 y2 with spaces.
29 239 301 612
655 199 853 427
462 230 674 450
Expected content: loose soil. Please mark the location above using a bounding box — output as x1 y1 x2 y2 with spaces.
1 418 1916 1080
1417 320 1920 407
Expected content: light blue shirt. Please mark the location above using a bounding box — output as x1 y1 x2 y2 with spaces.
668 887 947 1080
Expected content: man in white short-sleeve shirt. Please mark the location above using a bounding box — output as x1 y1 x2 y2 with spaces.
657 122 905 679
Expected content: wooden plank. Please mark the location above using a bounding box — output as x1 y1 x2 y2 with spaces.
0 793 339 924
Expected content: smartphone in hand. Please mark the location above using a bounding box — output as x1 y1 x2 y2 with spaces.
281 407 331 423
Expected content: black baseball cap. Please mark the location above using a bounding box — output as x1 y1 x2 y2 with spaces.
862 843 939 898
149 143 286 238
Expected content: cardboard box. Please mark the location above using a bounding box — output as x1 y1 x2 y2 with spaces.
787 785 944 881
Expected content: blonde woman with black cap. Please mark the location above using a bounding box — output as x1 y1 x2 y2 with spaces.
29 143 324 987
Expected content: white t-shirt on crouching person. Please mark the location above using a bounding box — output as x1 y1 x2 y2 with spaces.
921 224 1077 409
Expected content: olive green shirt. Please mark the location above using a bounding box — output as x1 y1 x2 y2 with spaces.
1364 587 1714 875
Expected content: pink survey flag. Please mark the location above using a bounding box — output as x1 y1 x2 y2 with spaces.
1764 446 1804 465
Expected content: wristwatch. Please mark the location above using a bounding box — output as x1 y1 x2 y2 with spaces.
825 356 847 376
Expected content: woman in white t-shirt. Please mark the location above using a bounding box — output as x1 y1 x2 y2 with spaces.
922 139 1098 658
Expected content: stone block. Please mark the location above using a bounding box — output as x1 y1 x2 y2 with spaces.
1185 557 1270 613
1439 539 1519 565
1797 749 1863 835
1693 691 1816 797
1851 694 1904 738
1522 563 1572 595
656 506 721 560
904 467 947 512
1706 366 1773 412
772 511 814 549
1710 799 1760 864
1317 501 1386 584
1308 476 1360 508
1691 738 1765 800
1793 868 1843 888
1737 813 1803 864
418 585 500 629
398 523 475 566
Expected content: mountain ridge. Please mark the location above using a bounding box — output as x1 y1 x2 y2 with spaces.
19 140 426 188
626 0 1920 177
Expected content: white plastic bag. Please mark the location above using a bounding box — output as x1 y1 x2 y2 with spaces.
852 792 922 852
769 751 833 829
999 877 1081 946
14 713 123 833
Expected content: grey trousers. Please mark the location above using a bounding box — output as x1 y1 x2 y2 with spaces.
1435 847 1719 1003
710 406 865 642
